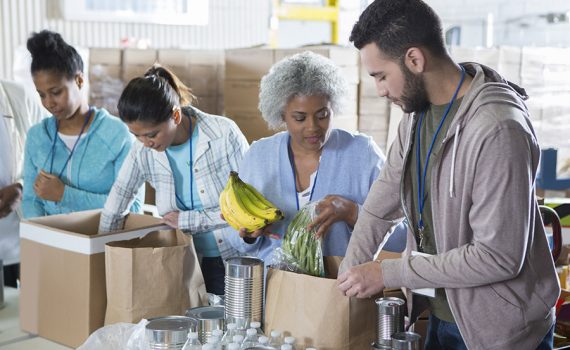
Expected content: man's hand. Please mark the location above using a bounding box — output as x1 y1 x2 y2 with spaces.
34 170 64 202
162 211 180 228
0 183 23 218
337 261 385 298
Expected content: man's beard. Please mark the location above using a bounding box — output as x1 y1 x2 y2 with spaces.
399 62 430 114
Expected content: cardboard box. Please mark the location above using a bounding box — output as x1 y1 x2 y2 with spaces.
160 49 224 66
358 109 386 129
19 210 166 348
359 96 390 118
195 95 219 115
158 49 224 97
224 80 260 112
90 48 122 66
333 114 358 133
275 46 359 84
224 109 277 143
225 48 274 80
274 46 359 68
123 49 157 66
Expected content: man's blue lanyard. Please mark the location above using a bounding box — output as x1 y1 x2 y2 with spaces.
50 108 93 179
287 136 319 211
167 115 194 211
416 66 466 249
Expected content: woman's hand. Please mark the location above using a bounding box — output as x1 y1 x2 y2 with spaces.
34 170 65 202
162 211 180 228
308 195 359 239
0 183 22 218
220 214 280 242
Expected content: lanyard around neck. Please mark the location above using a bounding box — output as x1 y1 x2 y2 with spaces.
416 66 466 249
168 115 194 211
50 108 93 179
287 136 320 211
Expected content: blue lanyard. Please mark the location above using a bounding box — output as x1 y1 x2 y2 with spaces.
50 108 93 179
416 66 466 243
287 136 319 211
167 115 194 211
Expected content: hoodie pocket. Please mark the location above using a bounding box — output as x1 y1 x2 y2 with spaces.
458 284 525 344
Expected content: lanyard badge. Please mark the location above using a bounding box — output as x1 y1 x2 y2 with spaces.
416 66 466 251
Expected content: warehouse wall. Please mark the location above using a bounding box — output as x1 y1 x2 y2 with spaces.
0 0 270 80
426 0 570 47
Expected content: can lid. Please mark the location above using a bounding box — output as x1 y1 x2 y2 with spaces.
225 256 264 267
225 256 264 278
146 316 194 331
185 305 225 320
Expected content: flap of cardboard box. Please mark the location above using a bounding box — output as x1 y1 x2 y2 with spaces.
20 210 167 255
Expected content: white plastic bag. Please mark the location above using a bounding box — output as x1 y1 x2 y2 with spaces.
77 319 149 350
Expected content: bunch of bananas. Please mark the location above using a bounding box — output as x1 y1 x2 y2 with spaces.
219 171 284 232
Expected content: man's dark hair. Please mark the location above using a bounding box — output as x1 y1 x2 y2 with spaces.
350 0 447 60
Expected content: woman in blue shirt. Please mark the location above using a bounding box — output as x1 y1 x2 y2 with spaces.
226 51 406 264
99 64 249 295
22 30 141 218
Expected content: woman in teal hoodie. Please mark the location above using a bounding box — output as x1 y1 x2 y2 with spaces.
22 30 142 218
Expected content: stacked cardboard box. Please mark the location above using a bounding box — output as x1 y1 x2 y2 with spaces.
157 49 225 115
88 48 123 116
520 47 570 159
358 66 391 152
450 46 570 162
224 46 360 143
224 48 282 143
122 49 158 83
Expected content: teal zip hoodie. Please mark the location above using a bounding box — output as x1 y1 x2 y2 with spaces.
22 107 143 218
341 63 559 350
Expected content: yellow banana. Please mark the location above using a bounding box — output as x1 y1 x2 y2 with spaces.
220 173 267 232
238 182 283 222
243 182 279 209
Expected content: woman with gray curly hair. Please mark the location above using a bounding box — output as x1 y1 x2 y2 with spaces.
226 51 406 263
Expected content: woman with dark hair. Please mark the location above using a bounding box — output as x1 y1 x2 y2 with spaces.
22 30 142 218
99 64 249 295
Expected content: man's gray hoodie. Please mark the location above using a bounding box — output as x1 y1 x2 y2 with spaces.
341 63 560 350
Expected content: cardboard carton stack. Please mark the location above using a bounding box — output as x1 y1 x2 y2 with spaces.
450 46 570 160
224 48 280 143
520 47 570 156
358 66 391 152
122 49 158 83
88 48 124 116
449 46 521 84
158 49 225 115
224 46 360 143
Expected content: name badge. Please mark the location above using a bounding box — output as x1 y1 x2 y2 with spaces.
410 251 436 298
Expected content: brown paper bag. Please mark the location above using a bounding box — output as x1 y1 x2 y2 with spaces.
264 256 376 350
104 229 208 324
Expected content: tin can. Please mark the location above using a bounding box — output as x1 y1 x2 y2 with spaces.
145 316 195 350
185 305 225 344
373 297 405 348
391 331 421 350
224 256 264 329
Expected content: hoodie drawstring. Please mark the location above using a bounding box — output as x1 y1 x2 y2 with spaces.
450 124 461 198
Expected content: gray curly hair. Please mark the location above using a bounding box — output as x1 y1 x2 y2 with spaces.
259 51 349 130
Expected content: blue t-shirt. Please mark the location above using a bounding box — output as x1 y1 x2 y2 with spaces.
166 124 220 257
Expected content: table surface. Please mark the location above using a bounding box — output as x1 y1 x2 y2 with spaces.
0 287 71 349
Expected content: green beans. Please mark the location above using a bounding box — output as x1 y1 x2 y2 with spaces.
282 203 325 277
